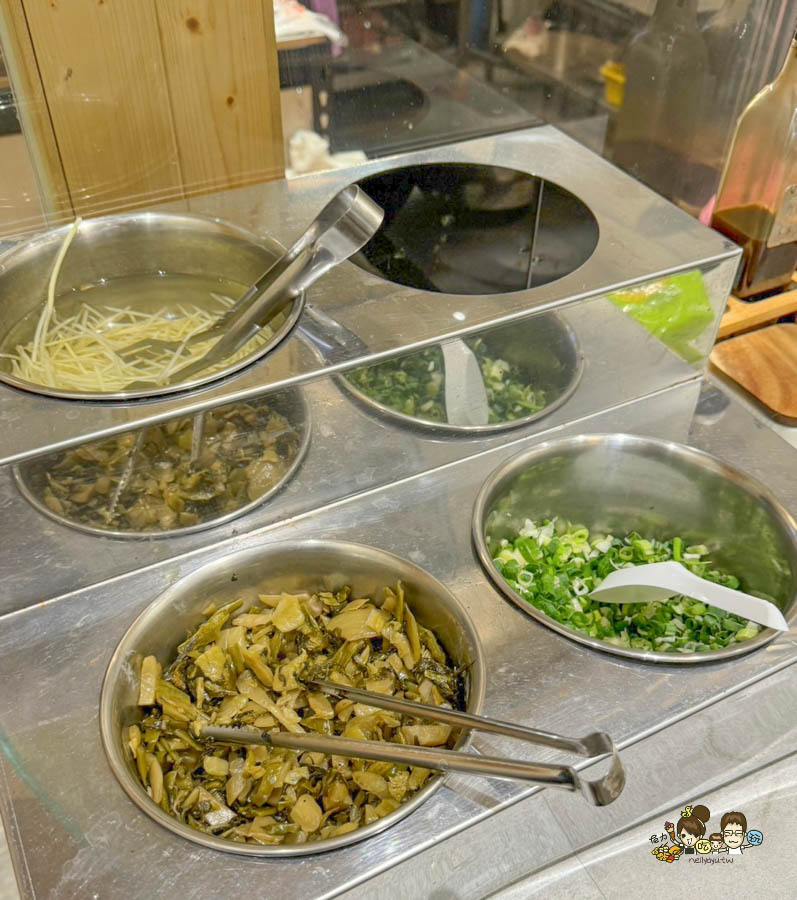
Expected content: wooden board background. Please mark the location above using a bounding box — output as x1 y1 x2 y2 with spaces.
0 0 284 223
156 1 284 197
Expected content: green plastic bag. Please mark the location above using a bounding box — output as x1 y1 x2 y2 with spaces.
609 271 714 363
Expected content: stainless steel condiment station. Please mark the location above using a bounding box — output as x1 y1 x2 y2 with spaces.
0 127 795 898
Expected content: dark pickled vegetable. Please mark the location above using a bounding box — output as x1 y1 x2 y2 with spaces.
38 401 300 532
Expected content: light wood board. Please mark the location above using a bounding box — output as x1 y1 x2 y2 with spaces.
711 323 797 420
20 0 183 215
156 0 284 198
718 289 797 339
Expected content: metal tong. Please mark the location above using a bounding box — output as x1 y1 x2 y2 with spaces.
121 185 384 389
201 679 625 806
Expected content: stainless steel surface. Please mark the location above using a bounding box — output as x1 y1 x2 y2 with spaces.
338 313 584 434
12 389 311 540
124 186 384 389
1 381 796 899
591 560 791 631
0 212 304 401
341 648 797 900
472 434 797 664
100 539 484 857
0 127 741 465
441 340 489 427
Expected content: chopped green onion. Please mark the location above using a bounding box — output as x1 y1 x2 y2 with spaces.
489 519 767 654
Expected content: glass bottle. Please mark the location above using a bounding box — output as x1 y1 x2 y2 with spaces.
605 0 715 214
711 32 797 298
701 0 759 162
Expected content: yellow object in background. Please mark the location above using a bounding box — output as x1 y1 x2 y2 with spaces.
600 61 626 107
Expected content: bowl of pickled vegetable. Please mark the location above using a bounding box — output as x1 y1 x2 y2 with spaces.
14 391 309 538
340 313 582 433
100 540 484 854
473 434 797 663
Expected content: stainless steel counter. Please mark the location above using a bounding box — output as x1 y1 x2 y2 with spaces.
0 378 795 899
0 126 740 465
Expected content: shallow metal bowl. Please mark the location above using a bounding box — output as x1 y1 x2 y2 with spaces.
13 388 311 540
0 212 303 400
100 540 485 855
472 434 797 664
338 313 583 435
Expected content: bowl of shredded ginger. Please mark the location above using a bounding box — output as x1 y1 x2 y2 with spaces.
0 212 304 400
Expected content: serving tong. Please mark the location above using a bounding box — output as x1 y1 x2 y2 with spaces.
120 185 384 390
201 679 625 806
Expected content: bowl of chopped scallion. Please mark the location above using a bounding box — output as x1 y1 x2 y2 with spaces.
472 434 797 663
339 313 583 434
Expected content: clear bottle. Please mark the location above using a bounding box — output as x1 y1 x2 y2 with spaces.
711 32 797 298
701 0 759 162
606 0 716 214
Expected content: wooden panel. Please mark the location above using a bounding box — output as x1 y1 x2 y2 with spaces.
155 1 284 197
718 290 797 339
0 133 49 237
711 324 797 420
20 0 183 216
0 0 73 227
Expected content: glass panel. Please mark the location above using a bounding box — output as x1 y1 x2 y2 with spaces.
0 43 46 237
276 0 792 220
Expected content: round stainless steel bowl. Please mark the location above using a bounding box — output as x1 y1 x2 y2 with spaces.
472 434 797 664
338 313 583 435
100 540 485 855
13 389 311 539
0 212 303 400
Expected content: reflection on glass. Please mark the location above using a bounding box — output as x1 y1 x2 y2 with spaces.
608 270 714 364
15 394 308 537
342 313 582 432
353 163 598 293
605 0 716 215
711 31 797 298
276 1 784 224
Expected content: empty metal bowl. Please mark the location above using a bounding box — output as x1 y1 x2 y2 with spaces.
339 313 583 434
13 388 310 539
472 434 797 663
100 540 485 855
0 212 303 400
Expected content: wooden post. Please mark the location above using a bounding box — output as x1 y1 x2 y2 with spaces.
0 0 284 224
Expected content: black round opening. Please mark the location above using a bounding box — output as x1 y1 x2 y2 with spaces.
353 163 599 295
